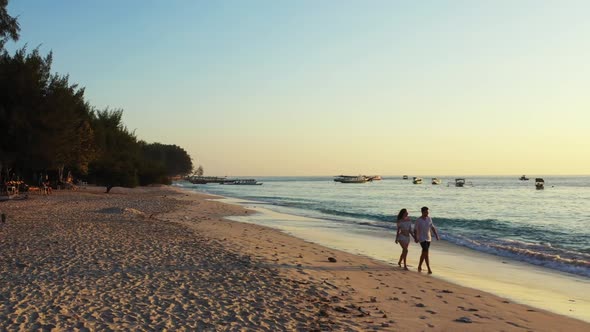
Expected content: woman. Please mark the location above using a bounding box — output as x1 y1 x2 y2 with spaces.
395 208 415 270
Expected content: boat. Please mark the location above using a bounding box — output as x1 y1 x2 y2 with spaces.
519 175 529 181
431 178 441 185
402 175 408 180
221 179 262 185
368 175 382 181
334 175 371 183
412 177 423 184
535 178 544 190
187 176 227 184
448 178 473 187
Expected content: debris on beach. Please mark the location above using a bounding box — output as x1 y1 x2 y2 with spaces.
455 316 473 323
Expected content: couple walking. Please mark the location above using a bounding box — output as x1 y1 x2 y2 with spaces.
394 206 439 273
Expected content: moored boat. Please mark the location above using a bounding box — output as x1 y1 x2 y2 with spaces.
334 175 371 183
519 175 529 181
412 177 423 184
448 178 473 187
187 176 227 184
535 178 544 190
402 175 408 180
431 178 441 185
221 179 262 185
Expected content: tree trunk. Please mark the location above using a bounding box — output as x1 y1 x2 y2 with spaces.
58 165 65 183
105 185 114 193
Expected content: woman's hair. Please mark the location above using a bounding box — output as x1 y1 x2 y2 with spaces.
397 208 407 221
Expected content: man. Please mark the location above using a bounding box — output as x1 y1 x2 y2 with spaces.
414 206 439 274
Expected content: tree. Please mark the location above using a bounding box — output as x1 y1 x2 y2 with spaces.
0 0 19 50
140 142 193 177
88 109 140 193
0 3 195 189
195 165 204 176
0 47 96 183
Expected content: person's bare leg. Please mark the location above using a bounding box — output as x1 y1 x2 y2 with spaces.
425 252 432 274
418 251 425 272
398 244 403 266
402 247 409 270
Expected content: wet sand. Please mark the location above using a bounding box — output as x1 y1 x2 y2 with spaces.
0 186 588 331
219 200 590 322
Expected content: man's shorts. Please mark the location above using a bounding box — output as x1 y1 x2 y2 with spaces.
420 241 431 251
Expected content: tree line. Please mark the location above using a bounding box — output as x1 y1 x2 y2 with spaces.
0 1 193 192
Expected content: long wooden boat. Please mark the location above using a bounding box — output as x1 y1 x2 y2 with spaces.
187 176 227 184
221 179 262 185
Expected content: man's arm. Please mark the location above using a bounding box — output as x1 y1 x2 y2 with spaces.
431 225 440 240
414 222 420 242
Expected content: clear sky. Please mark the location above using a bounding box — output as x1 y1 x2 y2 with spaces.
7 1 590 176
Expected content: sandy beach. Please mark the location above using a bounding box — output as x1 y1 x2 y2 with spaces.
1 186 588 331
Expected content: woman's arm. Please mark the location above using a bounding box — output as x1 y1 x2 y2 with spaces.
410 223 416 240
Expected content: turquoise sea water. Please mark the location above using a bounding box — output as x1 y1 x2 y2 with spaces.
176 176 590 278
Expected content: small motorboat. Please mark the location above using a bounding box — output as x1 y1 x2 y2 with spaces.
412 177 423 184
535 178 544 190
519 175 529 181
402 175 408 180
431 178 441 185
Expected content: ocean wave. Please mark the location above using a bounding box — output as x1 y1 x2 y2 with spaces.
443 234 590 278
181 182 590 278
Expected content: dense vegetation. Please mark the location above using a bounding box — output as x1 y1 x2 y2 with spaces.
0 1 193 192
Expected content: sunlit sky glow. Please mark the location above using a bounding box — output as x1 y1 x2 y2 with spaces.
8 1 590 176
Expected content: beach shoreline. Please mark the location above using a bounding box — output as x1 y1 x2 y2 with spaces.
168 185 587 330
213 196 590 322
0 186 588 331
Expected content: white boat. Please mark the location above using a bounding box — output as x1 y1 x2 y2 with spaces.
535 178 544 190
402 175 408 180
431 178 441 185
412 177 423 184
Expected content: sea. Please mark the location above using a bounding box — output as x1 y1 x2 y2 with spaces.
177 175 590 278
175 175 590 320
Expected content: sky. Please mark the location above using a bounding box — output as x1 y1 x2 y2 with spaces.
6 0 590 176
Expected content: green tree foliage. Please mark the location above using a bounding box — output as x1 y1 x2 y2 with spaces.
0 48 95 181
140 142 193 177
0 0 19 50
0 4 193 191
88 109 141 193
195 165 204 176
